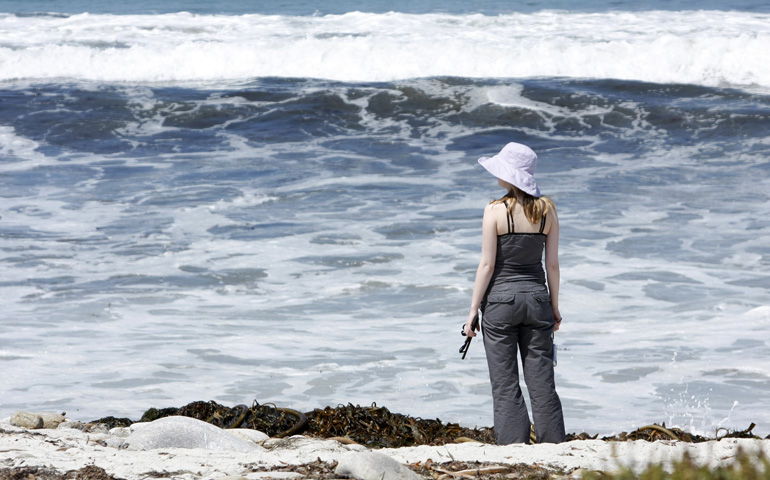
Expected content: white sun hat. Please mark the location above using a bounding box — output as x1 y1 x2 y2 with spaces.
478 142 541 197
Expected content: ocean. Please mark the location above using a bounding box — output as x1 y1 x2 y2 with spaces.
1 0 769 438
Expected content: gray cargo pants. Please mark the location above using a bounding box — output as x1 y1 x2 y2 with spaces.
481 282 565 444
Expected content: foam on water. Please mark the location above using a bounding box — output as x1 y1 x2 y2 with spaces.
1 77 770 436
1 11 770 89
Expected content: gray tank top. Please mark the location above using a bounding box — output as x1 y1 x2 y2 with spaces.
489 201 547 285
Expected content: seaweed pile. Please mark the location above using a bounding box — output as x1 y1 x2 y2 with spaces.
0 465 118 480
140 401 306 438
90 400 764 447
305 403 495 447
92 400 494 447
568 422 763 443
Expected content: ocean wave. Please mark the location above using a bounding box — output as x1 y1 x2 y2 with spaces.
0 10 769 88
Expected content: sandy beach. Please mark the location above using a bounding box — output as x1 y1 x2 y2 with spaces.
2 415 768 480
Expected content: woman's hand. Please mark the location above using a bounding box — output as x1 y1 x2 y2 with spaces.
552 306 562 332
464 311 479 337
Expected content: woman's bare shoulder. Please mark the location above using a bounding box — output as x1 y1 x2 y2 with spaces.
484 201 507 216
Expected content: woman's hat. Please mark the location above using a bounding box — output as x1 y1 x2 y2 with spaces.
478 142 541 197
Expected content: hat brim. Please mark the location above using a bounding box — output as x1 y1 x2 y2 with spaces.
478 156 541 197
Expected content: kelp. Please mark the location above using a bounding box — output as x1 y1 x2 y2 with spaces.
716 422 762 440
0 465 118 480
601 423 710 443
304 403 495 447
136 400 306 437
115 400 492 447
570 422 763 443
90 401 765 446
408 460 554 480
86 416 133 430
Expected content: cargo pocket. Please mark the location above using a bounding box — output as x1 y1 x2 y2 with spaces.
487 293 516 304
531 292 554 327
532 293 551 303
481 293 515 313
482 293 516 329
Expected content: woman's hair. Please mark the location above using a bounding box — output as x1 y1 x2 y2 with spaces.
491 185 555 224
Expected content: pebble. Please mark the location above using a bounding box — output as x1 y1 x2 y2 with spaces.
58 421 86 431
89 423 111 434
110 426 132 437
335 451 422 480
98 436 128 449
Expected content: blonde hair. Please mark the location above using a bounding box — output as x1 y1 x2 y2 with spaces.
491 185 555 225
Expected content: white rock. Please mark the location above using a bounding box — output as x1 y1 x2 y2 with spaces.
345 443 370 452
58 421 86 431
110 426 132 437
102 437 127 449
89 423 110 434
229 428 270 444
124 416 260 452
10 411 43 429
335 451 422 480
128 422 151 431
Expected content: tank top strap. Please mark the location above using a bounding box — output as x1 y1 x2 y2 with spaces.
505 201 513 234
539 214 547 234
503 200 511 233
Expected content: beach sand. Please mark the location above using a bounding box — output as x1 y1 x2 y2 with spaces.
1 416 768 480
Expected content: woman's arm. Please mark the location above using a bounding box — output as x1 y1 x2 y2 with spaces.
464 204 498 337
544 207 561 331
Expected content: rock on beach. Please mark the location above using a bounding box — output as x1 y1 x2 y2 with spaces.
336 451 423 480
10 411 65 429
123 416 260 452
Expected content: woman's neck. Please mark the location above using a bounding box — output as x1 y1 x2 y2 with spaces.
508 190 525 204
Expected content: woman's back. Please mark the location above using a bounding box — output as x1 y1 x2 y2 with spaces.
489 201 549 285
490 200 553 236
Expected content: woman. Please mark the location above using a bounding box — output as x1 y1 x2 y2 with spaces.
464 142 565 444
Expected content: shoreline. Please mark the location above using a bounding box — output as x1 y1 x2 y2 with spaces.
2 414 769 480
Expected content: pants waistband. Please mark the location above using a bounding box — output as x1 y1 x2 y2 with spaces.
488 281 548 294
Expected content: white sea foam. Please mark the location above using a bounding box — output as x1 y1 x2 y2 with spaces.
0 126 47 165
1 10 769 88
